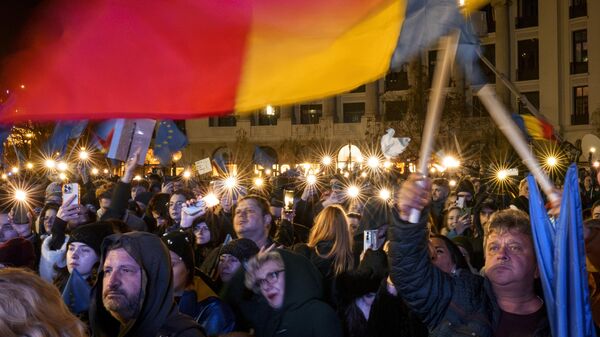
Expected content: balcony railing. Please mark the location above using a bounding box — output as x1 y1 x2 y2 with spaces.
515 16 538 29
569 4 587 18
571 114 589 125
570 61 588 74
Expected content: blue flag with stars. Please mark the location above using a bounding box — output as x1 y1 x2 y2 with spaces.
46 120 88 156
154 120 188 166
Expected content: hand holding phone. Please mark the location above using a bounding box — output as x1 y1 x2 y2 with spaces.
62 183 80 208
363 229 378 252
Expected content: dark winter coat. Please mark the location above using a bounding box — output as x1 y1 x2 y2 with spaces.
222 249 342 337
292 241 338 306
89 232 204 337
388 210 550 337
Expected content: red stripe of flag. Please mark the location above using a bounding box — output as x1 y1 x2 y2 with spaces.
1 0 251 122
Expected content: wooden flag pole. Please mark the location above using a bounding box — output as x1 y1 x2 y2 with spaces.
476 84 560 204
409 30 460 224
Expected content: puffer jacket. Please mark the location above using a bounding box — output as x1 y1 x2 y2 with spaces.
387 209 551 337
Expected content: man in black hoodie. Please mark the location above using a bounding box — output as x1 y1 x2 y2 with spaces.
89 231 205 337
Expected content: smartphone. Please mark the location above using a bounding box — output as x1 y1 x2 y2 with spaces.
183 199 206 216
284 189 294 212
62 183 80 207
460 207 472 218
363 229 378 252
456 196 465 209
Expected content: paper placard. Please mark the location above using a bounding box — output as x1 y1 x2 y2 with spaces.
195 158 213 175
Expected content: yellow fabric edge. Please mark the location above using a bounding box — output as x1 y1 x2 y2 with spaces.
234 0 405 113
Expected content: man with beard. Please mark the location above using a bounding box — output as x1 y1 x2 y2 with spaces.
89 231 204 337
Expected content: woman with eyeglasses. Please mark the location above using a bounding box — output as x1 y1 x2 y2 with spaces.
234 248 342 337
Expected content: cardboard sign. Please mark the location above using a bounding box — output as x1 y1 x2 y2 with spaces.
107 119 156 165
195 158 213 175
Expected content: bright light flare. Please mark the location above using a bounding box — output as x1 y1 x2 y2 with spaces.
224 176 238 190
367 156 380 169
57 161 68 172
306 174 317 185
26 162 34 169
360 172 367 178
591 147 596 153
79 150 89 160
264 169 272 176
59 173 67 180
442 156 460 169
347 185 360 198
91 168 99 175
133 175 142 181
379 188 391 201
322 156 332 166
11 167 18 174
45 159 56 169
496 169 508 181
1 174 7 180
183 170 192 179
253 177 264 187
594 161 600 168
449 179 457 187
546 156 558 167
103 169 109 174
383 161 392 169
203 193 220 207
14 189 27 202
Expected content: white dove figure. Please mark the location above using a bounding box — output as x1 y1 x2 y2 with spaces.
380 128 410 159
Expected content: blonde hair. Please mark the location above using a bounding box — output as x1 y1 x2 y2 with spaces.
244 251 284 293
0 268 87 337
308 205 354 275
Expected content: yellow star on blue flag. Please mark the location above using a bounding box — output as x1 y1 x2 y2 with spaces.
153 120 188 166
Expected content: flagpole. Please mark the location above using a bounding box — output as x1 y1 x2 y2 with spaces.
476 85 560 204
409 30 460 224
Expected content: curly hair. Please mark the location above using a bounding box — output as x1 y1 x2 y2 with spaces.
0 268 87 337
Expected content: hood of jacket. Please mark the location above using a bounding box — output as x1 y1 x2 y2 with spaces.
277 248 323 311
89 231 182 337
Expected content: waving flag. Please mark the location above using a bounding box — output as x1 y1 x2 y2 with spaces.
90 120 117 152
153 120 188 166
46 120 88 155
61 269 92 314
512 113 556 141
529 164 597 337
0 0 486 122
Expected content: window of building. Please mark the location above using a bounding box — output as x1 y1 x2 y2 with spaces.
518 91 540 115
572 86 589 125
342 102 365 123
517 39 539 81
209 115 237 127
482 4 496 33
348 85 366 93
384 101 408 121
297 104 322 124
473 44 496 85
569 0 587 18
385 64 409 91
428 50 438 87
516 0 538 28
571 30 588 74
251 106 279 126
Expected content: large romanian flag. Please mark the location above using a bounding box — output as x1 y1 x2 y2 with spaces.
0 0 484 123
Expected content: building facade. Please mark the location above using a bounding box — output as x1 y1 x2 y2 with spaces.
183 0 598 167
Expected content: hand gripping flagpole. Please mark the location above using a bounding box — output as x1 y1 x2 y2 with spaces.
476 85 560 204
409 30 460 224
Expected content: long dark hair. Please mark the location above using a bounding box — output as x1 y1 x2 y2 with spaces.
430 234 469 271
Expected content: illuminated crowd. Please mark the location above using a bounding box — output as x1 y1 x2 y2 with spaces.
1 147 600 337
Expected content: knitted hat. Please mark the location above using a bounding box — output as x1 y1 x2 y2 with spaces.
220 238 259 263
0 237 36 269
134 191 154 206
68 222 115 256
455 179 475 196
161 231 195 276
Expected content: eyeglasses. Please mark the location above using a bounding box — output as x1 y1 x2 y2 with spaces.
255 269 285 290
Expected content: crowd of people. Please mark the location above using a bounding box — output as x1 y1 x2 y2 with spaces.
1 149 600 337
